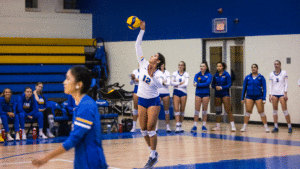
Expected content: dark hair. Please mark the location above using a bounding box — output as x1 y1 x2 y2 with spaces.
251 64 258 69
158 63 166 71
217 62 227 70
180 61 186 72
274 60 281 65
24 86 32 92
70 66 92 94
201 61 210 73
1 88 12 97
36 82 45 103
156 53 165 70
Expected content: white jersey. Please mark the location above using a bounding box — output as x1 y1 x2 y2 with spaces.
130 69 140 86
135 30 164 99
171 71 189 94
158 70 171 94
269 70 288 95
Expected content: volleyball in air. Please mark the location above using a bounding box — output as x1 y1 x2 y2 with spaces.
127 16 141 30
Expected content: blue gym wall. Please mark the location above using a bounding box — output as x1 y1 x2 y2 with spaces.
77 0 300 42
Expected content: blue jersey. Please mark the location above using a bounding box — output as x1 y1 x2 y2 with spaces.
66 95 76 114
37 94 47 109
241 73 267 100
0 97 17 115
62 95 108 169
17 93 39 117
194 71 212 95
212 71 231 96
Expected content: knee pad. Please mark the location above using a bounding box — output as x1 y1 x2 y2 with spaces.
260 112 266 117
148 131 156 137
165 110 169 115
195 110 200 116
245 112 251 117
202 111 207 115
132 109 138 116
273 110 278 115
180 112 185 116
141 130 148 136
174 112 180 116
283 110 289 116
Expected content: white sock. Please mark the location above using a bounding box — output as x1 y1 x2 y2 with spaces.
194 122 197 126
243 123 247 128
216 123 220 127
22 129 25 133
150 150 157 158
133 121 136 128
202 122 206 126
149 147 151 151
274 123 278 128
39 129 43 135
230 122 235 128
47 128 51 134
166 124 170 128
176 122 180 126
288 124 292 128
264 124 268 128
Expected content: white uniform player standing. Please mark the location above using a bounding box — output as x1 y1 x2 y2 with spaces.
269 60 292 133
158 65 172 132
171 62 189 133
130 68 140 132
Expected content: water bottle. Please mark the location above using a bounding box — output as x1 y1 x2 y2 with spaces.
107 124 111 134
119 123 122 133
32 128 37 140
19 129 22 140
1 129 6 141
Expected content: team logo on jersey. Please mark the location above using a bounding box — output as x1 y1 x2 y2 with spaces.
222 76 225 78
205 76 208 78
198 77 201 81
23 103 30 109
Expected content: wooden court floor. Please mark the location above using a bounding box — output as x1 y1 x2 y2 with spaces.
1 120 300 169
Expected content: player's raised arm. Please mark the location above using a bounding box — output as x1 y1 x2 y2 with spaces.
135 21 146 65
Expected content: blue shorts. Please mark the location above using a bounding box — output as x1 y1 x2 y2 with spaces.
246 95 263 101
173 89 187 98
215 94 230 98
273 95 284 99
159 93 170 98
133 85 138 94
195 93 210 98
138 97 160 108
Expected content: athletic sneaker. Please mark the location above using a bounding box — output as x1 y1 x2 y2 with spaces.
130 127 137 133
240 127 246 132
202 126 208 132
39 132 48 139
15 132 20 141
190 126 197 133
212 126 221 131
144 152 159 168
47 132 55 138
6 133 14 141
175 126 181 133
22 133 27 140
166 127 171 133
265 127 270 133
288 128 292 133
180 126 184 133
231 127 236 132
271 127 279 133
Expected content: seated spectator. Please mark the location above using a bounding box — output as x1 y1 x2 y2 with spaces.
18 87 47 139
33 82 55 138
0 88 20 141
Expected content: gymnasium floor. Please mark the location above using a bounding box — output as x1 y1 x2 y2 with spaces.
0 120 299 169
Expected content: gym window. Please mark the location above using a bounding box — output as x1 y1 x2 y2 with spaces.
64 0 77 9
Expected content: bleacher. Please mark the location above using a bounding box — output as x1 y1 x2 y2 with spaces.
0 37 96 102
